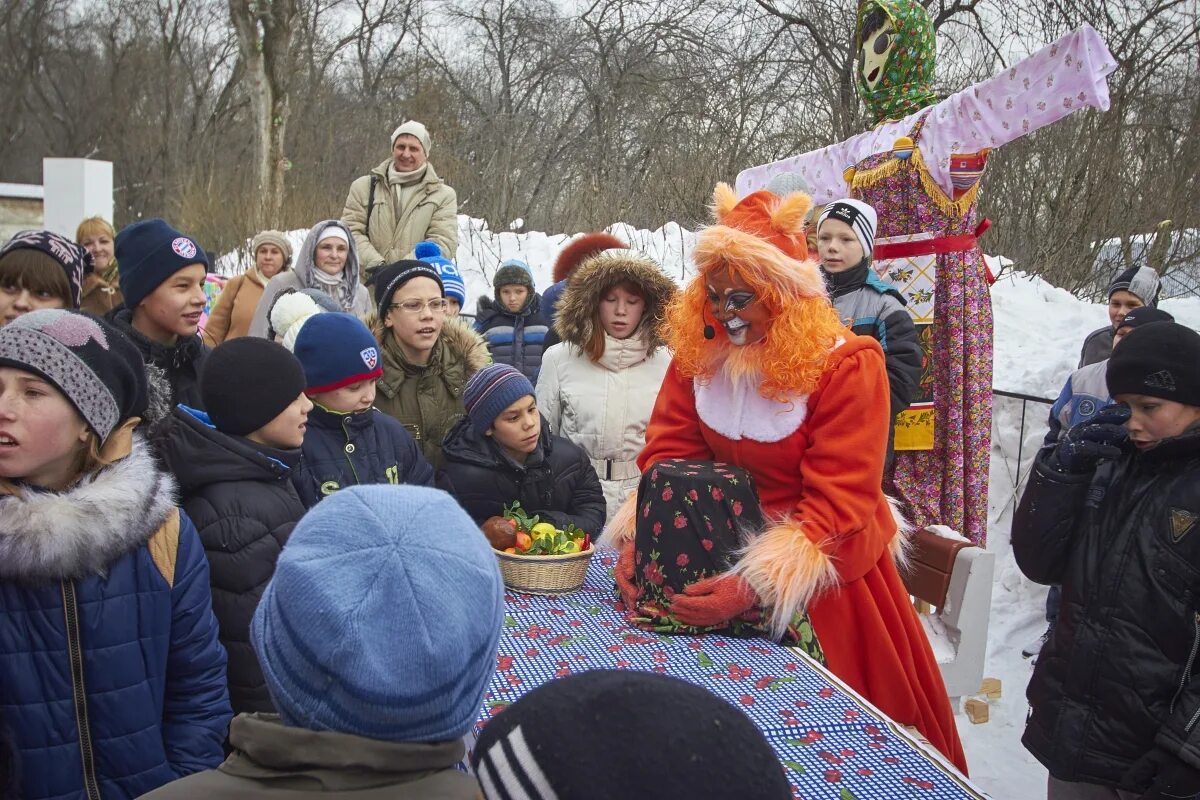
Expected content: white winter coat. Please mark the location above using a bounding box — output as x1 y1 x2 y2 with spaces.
537 335 671 519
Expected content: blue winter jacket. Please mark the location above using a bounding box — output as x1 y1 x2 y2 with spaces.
292 401 436 508
473 294 551 382
1044 360 1111 445
0 435 231 800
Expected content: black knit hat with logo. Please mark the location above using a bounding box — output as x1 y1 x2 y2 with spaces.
1107 322 1200 406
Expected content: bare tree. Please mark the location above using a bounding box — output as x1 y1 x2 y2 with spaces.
229 0 299 226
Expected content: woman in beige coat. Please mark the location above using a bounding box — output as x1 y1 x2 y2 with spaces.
536 250 677 519
203 230 292 345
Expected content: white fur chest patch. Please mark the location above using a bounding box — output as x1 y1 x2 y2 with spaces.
694 369 807 443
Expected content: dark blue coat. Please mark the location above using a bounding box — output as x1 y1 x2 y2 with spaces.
0 437 231 800
473 294 550 382
293 401 436 507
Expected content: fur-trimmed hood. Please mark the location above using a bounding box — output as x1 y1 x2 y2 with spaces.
0 433 177 583
553 254 678 355
367 313 491 378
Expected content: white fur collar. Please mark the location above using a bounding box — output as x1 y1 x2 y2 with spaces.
0 435 177 583
695 367 807 443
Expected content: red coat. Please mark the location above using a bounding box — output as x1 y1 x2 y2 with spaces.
638 334 966 773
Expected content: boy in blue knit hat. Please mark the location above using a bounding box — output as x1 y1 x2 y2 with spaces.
283 311 435 506
473 259 551 381
139 485 503 800
442 363 606 535
109 218 211 407
415 240 467 316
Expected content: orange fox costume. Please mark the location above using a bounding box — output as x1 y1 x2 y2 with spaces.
604 184 966 772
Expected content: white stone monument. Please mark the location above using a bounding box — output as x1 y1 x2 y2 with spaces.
42 158 113 237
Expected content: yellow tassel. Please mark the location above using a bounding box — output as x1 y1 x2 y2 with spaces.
850 148 979 219
849 157 903 190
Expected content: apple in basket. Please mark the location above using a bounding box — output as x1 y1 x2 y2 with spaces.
488 501 592 555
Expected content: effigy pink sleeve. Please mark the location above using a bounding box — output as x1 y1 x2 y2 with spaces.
736 24 1115 201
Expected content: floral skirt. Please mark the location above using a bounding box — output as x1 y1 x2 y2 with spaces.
629 459 824 662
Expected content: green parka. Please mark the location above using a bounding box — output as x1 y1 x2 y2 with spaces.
373 318 491 467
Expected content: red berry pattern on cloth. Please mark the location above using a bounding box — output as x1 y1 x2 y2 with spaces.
477 553 981 800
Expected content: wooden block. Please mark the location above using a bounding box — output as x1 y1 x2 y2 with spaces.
965 698 989 724
979 677 1002 700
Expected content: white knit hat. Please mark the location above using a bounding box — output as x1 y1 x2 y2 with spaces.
817 199 878 261
390 120 431 153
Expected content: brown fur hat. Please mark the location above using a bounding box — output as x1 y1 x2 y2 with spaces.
553 253 677 356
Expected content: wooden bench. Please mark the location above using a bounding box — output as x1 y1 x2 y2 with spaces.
901 526 996 700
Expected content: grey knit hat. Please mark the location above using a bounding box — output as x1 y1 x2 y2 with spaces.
493 259 534 293
252 230 293 265
1108 265 1160 307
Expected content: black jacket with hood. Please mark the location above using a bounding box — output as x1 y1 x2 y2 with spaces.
1013 428 1200 792
108 307 209 409
160 405 306 715
441 416 606 535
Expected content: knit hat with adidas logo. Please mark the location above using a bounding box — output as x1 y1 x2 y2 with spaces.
1107 321 1200 407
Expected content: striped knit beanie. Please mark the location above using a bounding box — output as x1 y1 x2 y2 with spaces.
252 485 504 742
463 363 535 434
1108 265 1161 308
415 241 466 307
472 670 790 799
818 199 878 261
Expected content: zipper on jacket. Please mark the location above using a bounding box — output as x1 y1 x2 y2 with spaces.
62 579 102 800
342 416 363 485
1172 612 1200 716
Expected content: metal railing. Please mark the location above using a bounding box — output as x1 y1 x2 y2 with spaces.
993 388 1055 516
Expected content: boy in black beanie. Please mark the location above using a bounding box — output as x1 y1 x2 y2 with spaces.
159 337 312 715
1013 322 1200 799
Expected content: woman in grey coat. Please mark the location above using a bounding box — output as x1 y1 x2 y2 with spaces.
249 220 372 337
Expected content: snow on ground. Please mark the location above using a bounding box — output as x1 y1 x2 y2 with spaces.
220 219 1200 800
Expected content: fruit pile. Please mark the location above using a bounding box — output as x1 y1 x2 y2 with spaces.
481 502 592 555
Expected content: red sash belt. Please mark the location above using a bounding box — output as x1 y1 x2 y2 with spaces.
872 219 991 260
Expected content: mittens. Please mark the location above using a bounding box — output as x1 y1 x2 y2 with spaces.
669 574 759 628
1049 403 1131 473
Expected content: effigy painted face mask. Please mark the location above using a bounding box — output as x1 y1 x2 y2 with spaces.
854 0 937 124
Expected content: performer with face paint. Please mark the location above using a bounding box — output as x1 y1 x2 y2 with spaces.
601 183 967 773
737 2 1116 546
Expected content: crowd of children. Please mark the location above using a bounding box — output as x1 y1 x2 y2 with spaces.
0 178 1195 799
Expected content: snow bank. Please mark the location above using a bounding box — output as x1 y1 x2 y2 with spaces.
219 217 1200 799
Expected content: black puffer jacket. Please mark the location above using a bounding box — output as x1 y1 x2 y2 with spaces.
473 294 551 382
1013 429 1200 791
441 416 606 535
108 307 209 408
293 402 436 508
160 405 305 715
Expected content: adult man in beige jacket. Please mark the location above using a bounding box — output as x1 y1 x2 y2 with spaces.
341 120 458 283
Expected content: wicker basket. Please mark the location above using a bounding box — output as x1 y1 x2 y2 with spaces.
494 544 596 596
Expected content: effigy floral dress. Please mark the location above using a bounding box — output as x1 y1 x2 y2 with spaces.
736 11 1115 544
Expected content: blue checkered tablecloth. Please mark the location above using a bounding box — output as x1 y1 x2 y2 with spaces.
475 552 987 799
